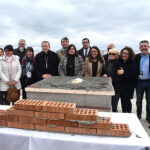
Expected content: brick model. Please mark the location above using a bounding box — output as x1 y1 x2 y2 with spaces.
0 99 131 137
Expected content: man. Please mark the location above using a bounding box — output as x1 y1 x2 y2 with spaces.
135 40 150 123
103 43 115 63
78 38 91 61
56 37 69 59
13 39 27 64
34 41 60 82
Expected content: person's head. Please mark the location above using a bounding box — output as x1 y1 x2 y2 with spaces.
41 41 50 53
139 40 149 55
82 38 90 49
88 46 104 63
0 48 4 56
121 46 135 62
18 39 26 48
61 37 69 49
4 45 13 57
107 43 115 52
26 47 34 58
108 48 119 60
67 44 78 56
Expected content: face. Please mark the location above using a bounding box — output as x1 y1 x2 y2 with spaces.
82 40 90 49
107 44 114 52
42 42 50 53
68 46 75 55
121 49 129 61
26 50 33 58
0 50 4 56
18 41 26 48
5 49 13 57
139 42 149 55
91 48 98 59
109 52 117 60
61 39 69 49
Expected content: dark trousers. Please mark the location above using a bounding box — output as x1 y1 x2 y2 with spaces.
0 91 10 105
111 94 120 112
22 87 27 99
136 80 150 119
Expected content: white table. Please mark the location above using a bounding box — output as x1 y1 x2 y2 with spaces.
0 107 150 150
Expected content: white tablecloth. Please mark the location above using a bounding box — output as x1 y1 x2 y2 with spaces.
0 108 150 150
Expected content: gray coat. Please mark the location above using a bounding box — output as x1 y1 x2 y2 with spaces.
58 55 85 76
0 55 22 91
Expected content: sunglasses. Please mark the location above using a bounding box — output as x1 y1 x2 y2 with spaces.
109 53 116 56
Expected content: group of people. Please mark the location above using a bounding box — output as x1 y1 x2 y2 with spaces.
0 37 149 124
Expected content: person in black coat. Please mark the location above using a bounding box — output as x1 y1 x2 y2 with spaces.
13 39 27 64
21 47 35 99
103 43 115 63
104 48 122 112
78 38 91 61
117 46 138 113
34 41 60 82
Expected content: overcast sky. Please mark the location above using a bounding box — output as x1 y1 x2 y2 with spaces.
0 0 150 52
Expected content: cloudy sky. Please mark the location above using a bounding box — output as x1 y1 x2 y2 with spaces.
0 0 150 52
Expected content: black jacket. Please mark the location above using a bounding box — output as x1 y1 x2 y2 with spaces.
120 59 138 99
103 53 109 63
34 50 60 82
135 53 150 75
13 48 27 64
78 47 91 61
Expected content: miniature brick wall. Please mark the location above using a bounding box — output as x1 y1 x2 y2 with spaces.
0 99 131 137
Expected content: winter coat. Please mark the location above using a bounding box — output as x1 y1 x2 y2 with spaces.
0 55 21 91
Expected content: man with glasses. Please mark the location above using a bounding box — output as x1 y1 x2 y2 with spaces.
14 39 27 64
78 38 91 61
135 40 150 123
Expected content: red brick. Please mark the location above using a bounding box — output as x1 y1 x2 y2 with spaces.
0 110 8 121
14 99 43 111
35 112 64 120
97 129 108 136
43 101 76 114
86 128 97 135
34 118 47 125
7 115 18 122
35 125 64 132
0 120 7 126
7 106 34 117
65 127 86 134
19 116 35 124
47 119 78 127
65 109 98 121
8 122 34 129
78 117 111 129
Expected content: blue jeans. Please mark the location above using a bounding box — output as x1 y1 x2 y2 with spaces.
136 80 150 119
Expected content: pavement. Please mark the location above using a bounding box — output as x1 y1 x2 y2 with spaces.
118 92 150 136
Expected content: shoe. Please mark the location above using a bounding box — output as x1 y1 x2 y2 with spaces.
146 118 150 124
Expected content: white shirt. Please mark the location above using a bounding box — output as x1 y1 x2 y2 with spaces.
83 47 90 56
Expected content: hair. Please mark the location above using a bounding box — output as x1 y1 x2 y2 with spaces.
61 37 69 43
66 44 78 57
26 47 34 53
139 40 149 45
19 39 26 43
0 48 4 52
41 41 50 47
82 38 90 43
120 46 135 61
4 45 13 52
88 46 105 64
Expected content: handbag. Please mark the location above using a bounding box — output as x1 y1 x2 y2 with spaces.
7 85 19 102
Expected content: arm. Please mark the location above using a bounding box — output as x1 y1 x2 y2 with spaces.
51 54 60 76
85 58 89 77
77 56 85 76
58 57 65 76
0 60 9 83
14 59 22 82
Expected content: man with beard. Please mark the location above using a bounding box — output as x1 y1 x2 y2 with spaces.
135 40 150 123
103 43 115 63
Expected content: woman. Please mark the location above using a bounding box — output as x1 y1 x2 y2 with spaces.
0 45 21 105
21 47 35 99
117 46 138 113
0 48 4 56
85 46 105 77
58 44 85 76
104 48 122 112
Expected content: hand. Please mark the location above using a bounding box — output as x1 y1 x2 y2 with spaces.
7 81 12 86
42 74 51 79
117 67 124 75
103 74 107 77
110 77 112 82
12 81 16 86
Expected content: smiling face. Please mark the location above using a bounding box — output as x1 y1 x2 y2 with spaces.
140 42 149 55
0 49 4 56
5 49 13 57
91 48 98 59
61 39 69 49
82 39 90 49
42 42 50 53
18 40 26 49
26 50 33 58
109 52 117 60
68 46 75 55
121 49 129 61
